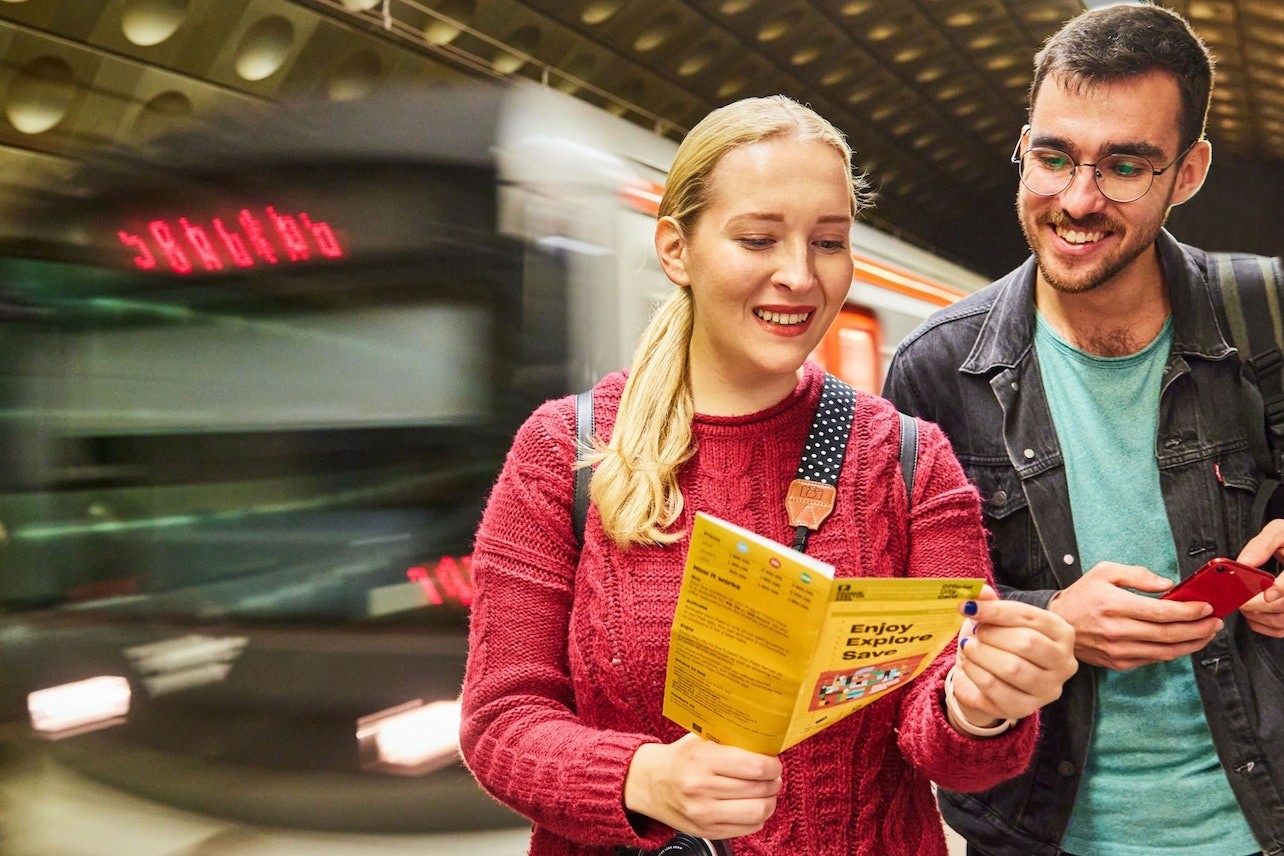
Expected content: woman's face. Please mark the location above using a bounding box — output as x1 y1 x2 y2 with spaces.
655 135 854 415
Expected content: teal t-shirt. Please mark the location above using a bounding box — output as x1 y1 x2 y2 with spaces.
1034 313 1259 856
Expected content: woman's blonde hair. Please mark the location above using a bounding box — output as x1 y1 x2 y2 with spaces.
589 95 868 547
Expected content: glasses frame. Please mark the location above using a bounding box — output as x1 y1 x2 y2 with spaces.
1010 124 1197 204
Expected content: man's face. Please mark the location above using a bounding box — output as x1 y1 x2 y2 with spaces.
1016 70 1204 295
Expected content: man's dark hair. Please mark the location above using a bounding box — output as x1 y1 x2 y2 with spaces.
1029 3 1214 152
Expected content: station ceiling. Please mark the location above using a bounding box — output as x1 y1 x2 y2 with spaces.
0 0 1280 277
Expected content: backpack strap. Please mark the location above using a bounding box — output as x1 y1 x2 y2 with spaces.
572 389 594 543
1203 251 1284 529
898 410 919 504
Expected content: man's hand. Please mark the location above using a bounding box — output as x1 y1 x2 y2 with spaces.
1047 562 1221 670
1238 519 1284 637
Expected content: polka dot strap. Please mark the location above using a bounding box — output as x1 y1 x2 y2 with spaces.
787 373 856 552
795 373 855 484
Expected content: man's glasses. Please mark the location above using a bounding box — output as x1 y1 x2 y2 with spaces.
1011 125 1196 204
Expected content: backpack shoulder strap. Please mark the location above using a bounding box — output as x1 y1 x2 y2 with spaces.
1203 251 1284 535
1204 252 1284 473
898 410 919 505
572 389 594 544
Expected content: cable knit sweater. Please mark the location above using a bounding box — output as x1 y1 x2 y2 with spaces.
460 362 1038 855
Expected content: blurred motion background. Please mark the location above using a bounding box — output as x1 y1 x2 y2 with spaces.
0 1 1278 854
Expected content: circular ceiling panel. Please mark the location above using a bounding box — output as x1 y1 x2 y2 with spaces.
327 49 382 100
121 0 190 47
6 55 76 134
132 89 192 139
234 15 295 81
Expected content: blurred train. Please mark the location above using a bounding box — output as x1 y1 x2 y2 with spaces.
0 81 985 839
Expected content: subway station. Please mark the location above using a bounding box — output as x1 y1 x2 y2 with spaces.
0 2 1281 855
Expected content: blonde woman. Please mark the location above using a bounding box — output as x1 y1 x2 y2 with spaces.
460 95 1076 855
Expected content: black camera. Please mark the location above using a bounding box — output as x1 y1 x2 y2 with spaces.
657 834 733 855
618 834 733 856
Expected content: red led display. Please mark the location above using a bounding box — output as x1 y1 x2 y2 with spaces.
117 206 345 274
406 554 475 608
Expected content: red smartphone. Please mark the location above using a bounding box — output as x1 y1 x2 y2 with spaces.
1160 558 1276 618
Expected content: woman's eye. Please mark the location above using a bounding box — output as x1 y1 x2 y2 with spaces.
816 240 848 251
738 237 773 249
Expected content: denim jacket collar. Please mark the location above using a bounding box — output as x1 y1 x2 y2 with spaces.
959 229 1232 376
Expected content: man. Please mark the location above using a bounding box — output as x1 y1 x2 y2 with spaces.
883 4 1284 856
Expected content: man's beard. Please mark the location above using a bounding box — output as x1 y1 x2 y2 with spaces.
1017 191 1173 295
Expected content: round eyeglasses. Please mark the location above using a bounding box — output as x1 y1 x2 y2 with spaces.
1010 126 1196 204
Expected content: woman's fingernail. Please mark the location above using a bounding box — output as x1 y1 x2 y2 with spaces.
959 637 969 650
963 600 978 616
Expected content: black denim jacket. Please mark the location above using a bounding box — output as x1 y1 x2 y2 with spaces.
883 230 1284 856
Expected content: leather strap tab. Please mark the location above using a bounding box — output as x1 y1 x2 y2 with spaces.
786 478 837 530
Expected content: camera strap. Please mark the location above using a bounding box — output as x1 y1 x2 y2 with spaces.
573 372 919 551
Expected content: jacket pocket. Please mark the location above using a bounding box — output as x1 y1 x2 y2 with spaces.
969 464 1058 591
1215 451 1266 548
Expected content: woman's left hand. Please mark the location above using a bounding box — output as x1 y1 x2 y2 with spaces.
948 584 1078 732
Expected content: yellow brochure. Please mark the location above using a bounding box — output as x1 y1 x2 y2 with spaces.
662 511 983 755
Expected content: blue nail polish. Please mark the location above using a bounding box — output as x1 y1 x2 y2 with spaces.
959 637 969 650
963 600 978 616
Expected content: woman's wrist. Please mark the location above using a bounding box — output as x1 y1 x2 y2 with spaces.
944 664 1016 738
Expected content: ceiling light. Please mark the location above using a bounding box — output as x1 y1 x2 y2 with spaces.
5 56 75 134
634 18 675 52
678 48 715 77
792 47 822 66
121 0 188 47
423 0 474 46
717 77 747 98
758 18 792 42
581 1 623 25
327 49 382 101
132 90 193 139
492 25 539 74
822 66 854 86
234 16 295 82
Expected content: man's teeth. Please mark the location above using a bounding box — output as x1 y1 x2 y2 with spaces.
755 309 810 325
1055 225 1104 244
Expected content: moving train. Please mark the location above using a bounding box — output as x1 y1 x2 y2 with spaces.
0 81 985 839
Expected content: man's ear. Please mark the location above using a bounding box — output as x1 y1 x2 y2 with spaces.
1170 139 1212 207
654 216 691 287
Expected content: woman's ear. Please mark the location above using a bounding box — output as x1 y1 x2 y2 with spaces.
654 216 691 287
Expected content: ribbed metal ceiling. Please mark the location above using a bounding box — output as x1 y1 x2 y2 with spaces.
0 0 1279 275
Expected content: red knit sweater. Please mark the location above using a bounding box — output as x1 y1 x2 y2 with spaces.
460 362 1038 855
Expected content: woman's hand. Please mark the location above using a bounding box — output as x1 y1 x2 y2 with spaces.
623 733 782 840
948 584 1078 734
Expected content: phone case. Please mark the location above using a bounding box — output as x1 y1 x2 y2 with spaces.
1161 558 1276 618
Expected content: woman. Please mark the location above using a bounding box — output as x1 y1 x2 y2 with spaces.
459 95 1077 855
